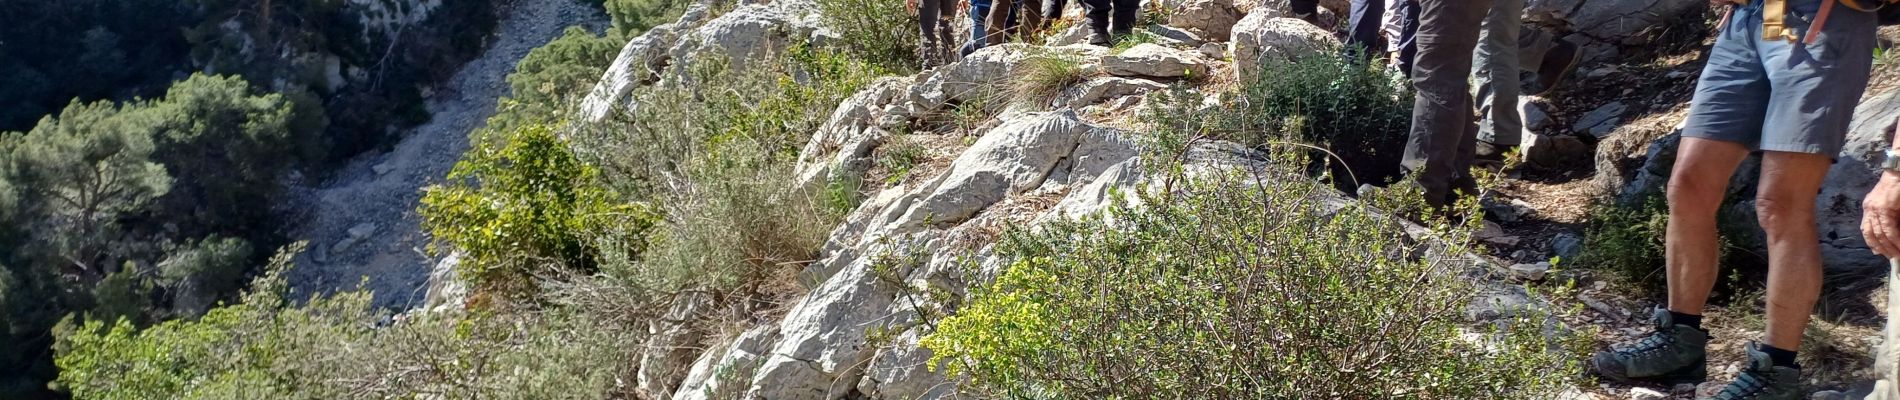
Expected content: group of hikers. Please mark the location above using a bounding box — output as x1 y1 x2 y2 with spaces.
909 0 1898 398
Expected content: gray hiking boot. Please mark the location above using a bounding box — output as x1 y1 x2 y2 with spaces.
1702 342 1803 400
1591 308 1710 385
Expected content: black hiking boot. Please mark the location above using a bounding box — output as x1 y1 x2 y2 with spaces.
1701 342 1803 400
1592 308 1710 385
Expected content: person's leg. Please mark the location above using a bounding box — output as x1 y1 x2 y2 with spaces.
919 0 950 67
1081 0 1111 45
1109 0 1138 39
986 0 1012 45
1473 0 1523 150
963 0 993 55
1346 0 1386 60
1399 0 1490 207
1042 0 1065 22
1754 151 1832 351
1663 138 1751 316
1394 0 1420 78
1290 0 1319 16
1018 0 1042 40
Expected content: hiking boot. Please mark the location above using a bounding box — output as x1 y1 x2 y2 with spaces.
1528 38 1582 96
1701 342 1803 400
1474 140 1516 166
1591 308 1710 385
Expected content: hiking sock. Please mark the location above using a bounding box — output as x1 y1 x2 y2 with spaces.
1669 310 1704 331
1762 345 1800 369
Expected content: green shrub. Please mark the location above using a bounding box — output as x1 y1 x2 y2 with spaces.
1218 52 1413 187
923 169 1584 399
1011 51 1091 108
1578 195 1670 293
156 236 253 315
575 48 882 297
815 0 918 73
606 0 691 40
420 124 658 301
54 244 645 400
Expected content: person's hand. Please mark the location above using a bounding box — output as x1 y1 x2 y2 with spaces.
907 0 918 13
1864 170 1900 257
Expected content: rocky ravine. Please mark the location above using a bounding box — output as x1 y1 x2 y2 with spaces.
286 0 607 309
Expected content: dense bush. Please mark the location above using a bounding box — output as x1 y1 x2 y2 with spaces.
923 169 1584 399
147 73 327 238
1579 195 1671 293
572 48 882 297
421 124 657 302
606 0 692 40
1151 52 1412 188
0 74 325 397
54 244 646 400
815 0 919 73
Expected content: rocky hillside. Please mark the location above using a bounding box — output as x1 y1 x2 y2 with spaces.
547 0 1900 398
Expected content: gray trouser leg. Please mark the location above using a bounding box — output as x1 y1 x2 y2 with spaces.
1473 0 1522 146
1401 0 1491 206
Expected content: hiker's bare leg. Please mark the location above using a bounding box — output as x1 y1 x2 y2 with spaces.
1665 137 1750 315
1756 150 1830 350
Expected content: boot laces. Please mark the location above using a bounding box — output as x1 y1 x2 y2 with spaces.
1711 370 1775 399
1618 331 1677 358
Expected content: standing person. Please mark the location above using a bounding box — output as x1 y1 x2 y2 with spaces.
1008 0 1045 42
1345 0 1386 60
1080 0 1137 45
962 0 996 55
1383 0 1420 77
1398 0 1493 208
1588 0 1879 398
985 0 1013 45
913 0 958 69
1470 0 1523 162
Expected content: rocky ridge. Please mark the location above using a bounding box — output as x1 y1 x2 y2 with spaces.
546 0 1896 398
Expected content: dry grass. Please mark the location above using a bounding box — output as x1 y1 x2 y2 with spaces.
1010 51 1095 109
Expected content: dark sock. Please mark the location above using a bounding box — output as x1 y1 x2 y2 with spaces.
1668 310 1704 331
1761 345 1800 369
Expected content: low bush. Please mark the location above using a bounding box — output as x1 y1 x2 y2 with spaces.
54 244 646 400
1011 51 1091 108
815 0 918 73
923 167 1584 399
1578 195 1671 293
1161 51 1412 188
420 124 658 301
572 47 882 299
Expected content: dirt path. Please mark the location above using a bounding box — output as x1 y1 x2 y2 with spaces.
285 0 606 309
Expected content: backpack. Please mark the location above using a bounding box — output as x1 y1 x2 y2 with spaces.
1840 0 1900 25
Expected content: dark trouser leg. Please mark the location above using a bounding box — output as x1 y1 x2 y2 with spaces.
1082 0 1111 44
1290 0 1319 15
1400 0 1491 207
1020 0 1042 39
1393 0 1419 78
1110 0 1138 38
1473 0 1523 147
919 0 954 67
1346 0 1386 60
986 0 1012 45
1042 0 1066 22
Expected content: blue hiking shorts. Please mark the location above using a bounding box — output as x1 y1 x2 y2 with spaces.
1681 0 1877 156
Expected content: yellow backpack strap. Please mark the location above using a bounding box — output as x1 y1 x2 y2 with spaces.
1764 0 1796 40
